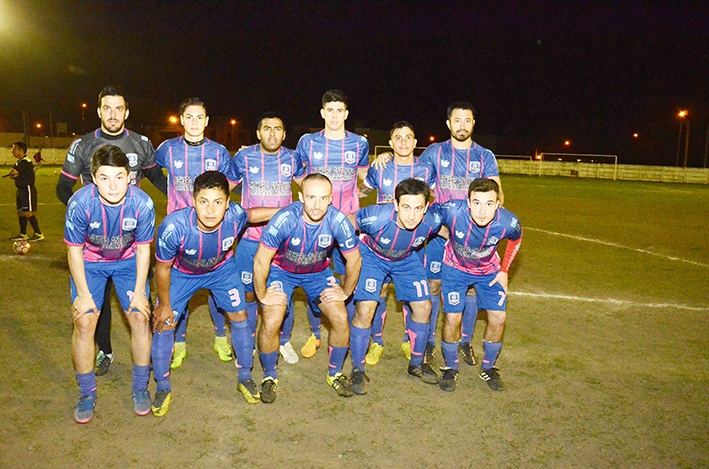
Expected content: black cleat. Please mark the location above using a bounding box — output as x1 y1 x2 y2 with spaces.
459 342 477 366
408 363 439 384
349 368 369 395
439 367 459 392
327 373 354 398
260 378 278 404
479 367 504 392
424 343 436 364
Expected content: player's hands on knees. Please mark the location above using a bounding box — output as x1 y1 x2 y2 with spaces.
372 152 392 170
260 285 288 306
489 271 509 293
72 295 99 322
127 292 151 322
320 278 347 303
152 302 174 333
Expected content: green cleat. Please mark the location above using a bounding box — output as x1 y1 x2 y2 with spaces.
327 373 353 398
170 342 187 369
214 336 234 362
365 343 384 366
152 389 172 417
237 379 261 404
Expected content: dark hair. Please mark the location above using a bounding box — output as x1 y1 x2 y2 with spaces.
13 141 27 154
468 178 499 199
321 89 348 108
446 101 475 120
91 145 130 175
390 121 415 139
301 173 332 190
395 178 429 204
97 86 127 109
256 111 284 131
193 171 229 197
179 97 206 116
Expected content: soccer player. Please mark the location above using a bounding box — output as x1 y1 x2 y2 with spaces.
295 89 370 358
359 121 435 365
9 142 44 241
155 97 241 368
437 178 522 392
374 102 503 367
350 179 441 395
65 145 155 423
232 112 305 365
151 171 278 414
253 174 362 403
56 86 167 378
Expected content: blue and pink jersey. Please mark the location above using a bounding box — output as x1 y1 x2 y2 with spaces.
438 200 522 275
259 202 358 274
155 136 238 214
420 140 499 203
64 184 155 262
364 160 436 203
155 202 249 275
296 130 370 215
356 204 442 261
232 145 304 241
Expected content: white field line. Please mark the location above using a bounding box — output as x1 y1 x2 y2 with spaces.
0 253 56 262
511 291 709 312
526 227 709 268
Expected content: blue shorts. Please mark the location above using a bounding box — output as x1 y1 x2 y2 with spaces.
70 257 146 312
169 259 245 322
354 244 429 303
269 264 338 306
441 264 507 313
234 238 258 292
424 236 445 280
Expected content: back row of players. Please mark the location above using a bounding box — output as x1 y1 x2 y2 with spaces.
59 87 522 423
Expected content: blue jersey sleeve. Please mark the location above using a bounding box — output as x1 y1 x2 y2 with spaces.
155 213 183 262
135 196 156 244
154 140 169 169
481 149 500 178
332 210 359 253
216 145 239 183
291 150 306 179
260 208 295 250
364 165 378 189
358 138 370 167
64 196 88 245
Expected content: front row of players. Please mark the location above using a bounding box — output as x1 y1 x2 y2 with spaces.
66 146 521 423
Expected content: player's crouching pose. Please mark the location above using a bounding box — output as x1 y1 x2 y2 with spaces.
65 145 155 423
438 178 522 392
253 174 362 403
151 171 277 415
350 179 442 395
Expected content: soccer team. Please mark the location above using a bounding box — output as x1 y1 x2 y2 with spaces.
59 86 523 423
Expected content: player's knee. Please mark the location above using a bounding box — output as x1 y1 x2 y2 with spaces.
487 310 506 326
429 279 441 296
409 300 432 322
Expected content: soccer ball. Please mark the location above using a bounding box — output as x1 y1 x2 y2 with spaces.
13 240 31 255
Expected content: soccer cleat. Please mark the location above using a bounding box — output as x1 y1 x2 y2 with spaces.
400 341 412 361
349 368 369 395
301 334 321 358
28 233 44 241
214 336 234 362
170 342 188 369
408 363 439 384
365 343 384 366
439 367 459 392
237 379 261 404
459 342 477 366
132 389 152 416
424 343 435 364
327 373 354 398
94 351 114 376
279 341 299 365
9 233 28 241
151 389 172 417
74 394 96 424
479 367 504 392
260 378 278 404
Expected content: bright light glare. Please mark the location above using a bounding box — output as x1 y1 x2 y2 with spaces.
169 116 178 124
678 110 688 118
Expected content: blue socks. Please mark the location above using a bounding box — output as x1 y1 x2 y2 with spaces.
460 294 478 344
407 318 428 367
132 364 150 393
245 301 258 351
307 302 321 340
259 350 278 380
230 319 253 381
174 309 188 344
428 293 441 346
370 297 387 346
76 371 97 398
350 325 370 370
328 345 349 377
441 341 459 370
208 294 226 337
152 330 174 392
280 300 295 346
482 340 502 370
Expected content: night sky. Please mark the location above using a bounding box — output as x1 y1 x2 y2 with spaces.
1 1 708 165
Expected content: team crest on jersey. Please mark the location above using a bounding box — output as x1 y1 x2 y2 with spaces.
174 160 184 169
488 236 499 244
185 249 197 255
291 237 301 246
413 236 426 247
280 164 292 177
365 278 378 293
205 159 217 171
318 234 332 248
448 292 460 306
126 153 138 167
344 151 357 164
241 272 253 284
270 281 283 291
469 161 481 173
90 222 101 229
222 237 235 251
440 159 450 168
383 178 393 186
122 218 137 231
430 261 441 273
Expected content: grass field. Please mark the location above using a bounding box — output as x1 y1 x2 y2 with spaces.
0 168 707 468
